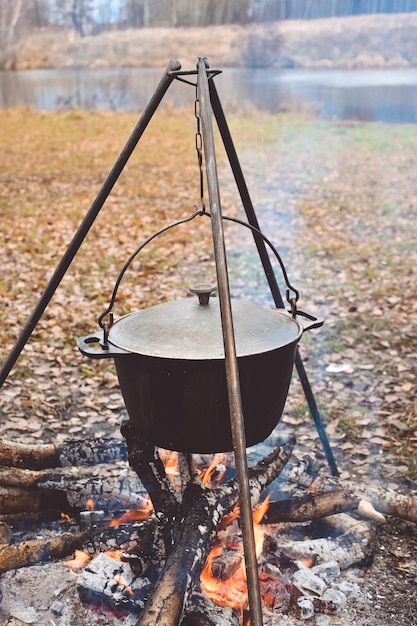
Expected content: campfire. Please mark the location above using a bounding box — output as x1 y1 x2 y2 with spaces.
1 428 412 626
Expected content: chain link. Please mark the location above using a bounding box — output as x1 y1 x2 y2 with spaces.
194 87 206 213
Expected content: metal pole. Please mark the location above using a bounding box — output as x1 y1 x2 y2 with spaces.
209 79 339 477
197 57 264 626
0 59 181 390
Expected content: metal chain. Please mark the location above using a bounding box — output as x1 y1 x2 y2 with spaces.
194 87 206 213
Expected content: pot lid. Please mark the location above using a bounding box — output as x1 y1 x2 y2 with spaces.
107 285 302 360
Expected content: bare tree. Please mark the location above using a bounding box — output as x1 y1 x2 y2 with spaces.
0 0 24 51
54 0 94 36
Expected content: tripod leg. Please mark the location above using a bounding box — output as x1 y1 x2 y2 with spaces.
209 80 339 476
0 60 181 389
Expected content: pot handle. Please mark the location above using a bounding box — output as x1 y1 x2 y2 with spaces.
295 310 324 332
77 332 130 359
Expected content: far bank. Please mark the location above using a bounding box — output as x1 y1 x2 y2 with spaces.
2 13 417 71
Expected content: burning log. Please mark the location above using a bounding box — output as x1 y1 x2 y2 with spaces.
0 465 146 515
0 516 160 575
0 531 87 574
264 510 375 571
121 421 180 554
131 440 294 626
358 488 417 525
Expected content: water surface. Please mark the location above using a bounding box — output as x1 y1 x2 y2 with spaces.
2 67 417 122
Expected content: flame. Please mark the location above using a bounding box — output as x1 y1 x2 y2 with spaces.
86 499 95 511
200 454 223 486
109 495 154 527
64 549 91 569
60 512 71 521
114 574 134 596
217 503 240 532
253 495 270 557
105 550 122 560
200 496 270 614
159 450 181 490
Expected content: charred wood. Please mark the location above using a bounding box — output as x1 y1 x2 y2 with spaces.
0 517 160 574
0 484 69 515
36 466 146 510
0 531 87 574
0 462 148 513
181 591 240 626
288 456 417 523
262 490 360 523
0 437 127 470
121 421 181 554
359 489 417 525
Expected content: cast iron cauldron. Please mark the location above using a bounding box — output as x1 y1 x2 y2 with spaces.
77 284 322 453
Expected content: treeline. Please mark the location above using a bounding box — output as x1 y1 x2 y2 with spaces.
3 0 417 52
126 0 417 28
98 0 417 30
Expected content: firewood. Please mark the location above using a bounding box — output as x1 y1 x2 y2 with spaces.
262 490 360 524
121 421 181 554
182 591 240 625
0 461 148 513
36 466 147 511
0 531 87 574
0 485 69 515
0 437 127 470
0 466 58 488
360 489 417 525
289 456 417 524
0 517 158 574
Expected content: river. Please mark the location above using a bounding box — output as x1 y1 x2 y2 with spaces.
1 67 417 122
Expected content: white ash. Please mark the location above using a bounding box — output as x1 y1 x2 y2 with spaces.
293 568 327 596
321 588 347 611
297 595 315 619
311 560 341 584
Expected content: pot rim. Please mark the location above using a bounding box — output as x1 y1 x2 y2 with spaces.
106 297 303 360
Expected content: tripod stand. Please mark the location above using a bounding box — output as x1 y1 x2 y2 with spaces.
0 58 338 625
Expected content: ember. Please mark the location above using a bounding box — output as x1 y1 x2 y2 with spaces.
109 496 154 527
199 497 270 610
65 549 91 570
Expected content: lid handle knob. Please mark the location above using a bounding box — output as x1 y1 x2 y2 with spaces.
189 283 217 306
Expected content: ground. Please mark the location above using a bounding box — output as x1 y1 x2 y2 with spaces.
0 108 416 624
